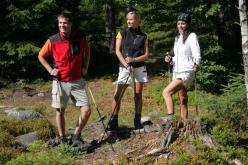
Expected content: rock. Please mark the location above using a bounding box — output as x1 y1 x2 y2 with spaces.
37 92 45 97
4 107 17 113
228 159 243 165
7 110 42 120
16 132 38 148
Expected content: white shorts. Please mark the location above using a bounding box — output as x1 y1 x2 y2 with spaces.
117 66 148 84
173 71 195 88
51 78 89 109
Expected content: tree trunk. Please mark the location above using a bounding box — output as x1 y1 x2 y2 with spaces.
105 0 116 54
239 0 248 109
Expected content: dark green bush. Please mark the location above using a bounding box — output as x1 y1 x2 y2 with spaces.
212 125 238 146
197 60 227 93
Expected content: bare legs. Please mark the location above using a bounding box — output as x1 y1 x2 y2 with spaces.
111 82 143 115
109 82 144 129
56 106 91 136
162 79 188 119
111 84 128 115
56 109 65 136
74 106 91 135
178 87 188 119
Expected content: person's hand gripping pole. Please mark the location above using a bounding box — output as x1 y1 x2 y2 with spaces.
164 51 174 83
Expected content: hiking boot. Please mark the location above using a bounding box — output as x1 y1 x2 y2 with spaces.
71 134 91 151
48 136 67 147
106 115 118 131
134 114 143 130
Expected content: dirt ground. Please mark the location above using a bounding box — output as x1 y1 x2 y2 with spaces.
0 79 190 164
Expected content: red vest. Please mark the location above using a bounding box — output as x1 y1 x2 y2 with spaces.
49 32 87 81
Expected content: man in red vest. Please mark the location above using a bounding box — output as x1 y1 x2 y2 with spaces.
38 12 91 150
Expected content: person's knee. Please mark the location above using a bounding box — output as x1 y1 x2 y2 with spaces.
80 106 91 117
162 88 171 98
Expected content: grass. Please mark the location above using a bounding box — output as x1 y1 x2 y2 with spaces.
0 74 248 164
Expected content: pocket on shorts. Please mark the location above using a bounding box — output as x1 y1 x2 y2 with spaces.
52 82 58 100
51 81 58 95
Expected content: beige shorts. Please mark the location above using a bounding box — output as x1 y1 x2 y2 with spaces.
51 78 89 109
173 71 195 88
117 66 148 84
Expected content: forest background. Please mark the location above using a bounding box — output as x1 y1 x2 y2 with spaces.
0 0 243 92
0 0 248 164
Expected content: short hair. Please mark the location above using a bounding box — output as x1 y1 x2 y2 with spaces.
126 11 141 23
57 12 72 23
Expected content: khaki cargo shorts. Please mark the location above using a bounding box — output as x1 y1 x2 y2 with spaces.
51 78 89 109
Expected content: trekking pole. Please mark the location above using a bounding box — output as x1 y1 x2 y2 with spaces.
194 72 198 115
87 85 108 136
105 70 131 131
87 84 115 152
165 51 174 84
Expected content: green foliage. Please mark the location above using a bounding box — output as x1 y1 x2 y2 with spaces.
197 60 227 93
0 0 244 90
171 144 228 165
200 115 218 133
225 147 248 164
0 132 17 147
0 117 56 162
205 74 247 130
191 143 227 165
146 83 164 104
0 118 55 140
169 147 191 165
205 3 221 17
33 105 46 115
33 119 56 140
212 125 238 146
27 140 45 153
56 144 78 157
6 148 75 165
0 147 21 164
0 119 32 136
